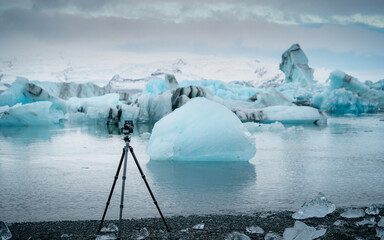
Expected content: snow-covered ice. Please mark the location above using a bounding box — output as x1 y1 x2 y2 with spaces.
246 225 264 234
292 192 336 219
341 208 365 219
146 98 256 161
225 232 251 240
283 221 326 240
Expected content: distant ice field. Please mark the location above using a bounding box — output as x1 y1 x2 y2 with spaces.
1 114 383 223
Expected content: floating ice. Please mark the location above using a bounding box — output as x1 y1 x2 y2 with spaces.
252 88 292 108
279 43 315 88
333 220 348 226
283 221 326 240
246 225 264 234
192 223 205 230
341 208 365 218
378 216 384 227
131 227 149 240
264 232 282 240
0 102 63 126
165 74 179 91
0 221 12 240
292 192 336 219
365 204 380 215
146 98 256 161
323 70 384 113
179 80 257 100
225 232 250 240
232 105 326 124
355 217 376 226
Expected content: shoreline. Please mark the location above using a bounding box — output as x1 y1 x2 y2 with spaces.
7 207 383 239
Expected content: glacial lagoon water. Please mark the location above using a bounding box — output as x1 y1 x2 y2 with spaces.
1 114 384 223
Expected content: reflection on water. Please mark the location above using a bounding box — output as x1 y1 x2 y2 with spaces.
1 114 384 222
145 161 256 217
147 161 256 194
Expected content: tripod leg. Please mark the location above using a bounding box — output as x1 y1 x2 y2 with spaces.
129 146 170 232
118 145 129 239
98 148 126 233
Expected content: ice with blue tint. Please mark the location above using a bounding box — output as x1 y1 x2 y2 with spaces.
180 80 257 100
292 192 336 219
309 70 384 114
283 221 326 240
279 43 315 88
146 97 256 161
0 102 63 126
0 77 32 106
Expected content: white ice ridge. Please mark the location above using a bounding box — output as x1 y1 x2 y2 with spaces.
292 192 336 219
146 98 256 161
283 221 326 240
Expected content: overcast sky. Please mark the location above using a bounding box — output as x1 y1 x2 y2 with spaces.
1 0 384 72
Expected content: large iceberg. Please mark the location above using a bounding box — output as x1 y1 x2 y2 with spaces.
0 102 63 126
279 43 315 88
146 98 256 161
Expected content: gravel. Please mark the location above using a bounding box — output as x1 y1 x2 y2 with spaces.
7 207 384 239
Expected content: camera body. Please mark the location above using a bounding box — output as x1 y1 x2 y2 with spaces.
121 120 134 135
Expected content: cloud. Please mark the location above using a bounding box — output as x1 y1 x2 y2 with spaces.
2 0 384 29
0 0 383 71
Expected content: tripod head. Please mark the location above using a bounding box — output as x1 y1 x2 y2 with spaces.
121 120 134 142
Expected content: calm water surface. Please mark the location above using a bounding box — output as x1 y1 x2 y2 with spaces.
1 114 384 222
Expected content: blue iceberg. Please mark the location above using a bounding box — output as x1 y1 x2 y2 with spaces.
146 98 256 161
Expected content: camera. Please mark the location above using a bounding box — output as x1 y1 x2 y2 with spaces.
121 120 134 135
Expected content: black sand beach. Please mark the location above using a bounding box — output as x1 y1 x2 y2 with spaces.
7 207 384 239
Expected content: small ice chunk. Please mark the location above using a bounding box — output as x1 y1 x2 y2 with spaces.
246 225 264 234
365 204 380 215
377 228 384 240
341 208 365 219
378 216 384 227
225 232 250 240
283 221 326 240
292 192 336 219
132 227 150 240
100 223 118 233
95 233 117 240
333 220 348 226
0 222 12 240
264 232 283 240
180 228 189 233
355 217 376 226
61 234 73 238
192 223 204 230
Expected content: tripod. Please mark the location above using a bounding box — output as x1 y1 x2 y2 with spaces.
98 134 169 239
